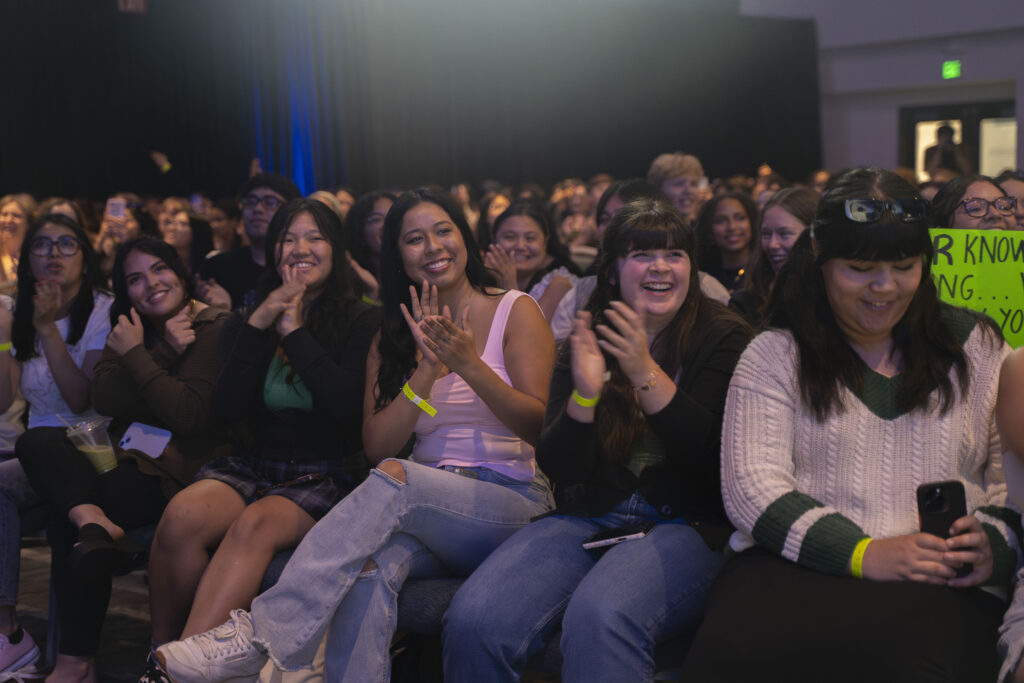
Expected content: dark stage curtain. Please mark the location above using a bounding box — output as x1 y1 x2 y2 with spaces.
2 1 819 199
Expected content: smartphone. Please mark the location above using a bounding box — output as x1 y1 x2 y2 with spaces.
582 522 654 551
106 197 126 219
916 480 971 578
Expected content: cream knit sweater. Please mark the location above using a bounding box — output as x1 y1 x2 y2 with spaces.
722 312 1020 582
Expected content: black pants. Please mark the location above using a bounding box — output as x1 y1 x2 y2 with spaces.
678 548 1003 683
17 427 167 656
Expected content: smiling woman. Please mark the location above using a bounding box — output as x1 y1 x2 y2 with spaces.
680 168 1015 682
15 237 230 681
485 200 582 341
144 198 381 680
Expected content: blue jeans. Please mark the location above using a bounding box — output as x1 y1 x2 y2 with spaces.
249 459 553 681
0 458 40 606
443 493 725 683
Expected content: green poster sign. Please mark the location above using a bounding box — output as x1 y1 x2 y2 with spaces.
930 228 1024 347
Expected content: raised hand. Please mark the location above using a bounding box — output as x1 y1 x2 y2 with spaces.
345 251 380 300
399 280 445 372
32 279 63 333
247 270 305 331
108 308 146 356
420 305 477 375
194 276 232 308
594 300 656 386
484 245 517 290
163 305 196 355
276 266 305 336
569 311 605 399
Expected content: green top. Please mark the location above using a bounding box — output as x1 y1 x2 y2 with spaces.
263 353 314 412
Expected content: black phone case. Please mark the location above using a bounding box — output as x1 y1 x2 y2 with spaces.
916 480 971 578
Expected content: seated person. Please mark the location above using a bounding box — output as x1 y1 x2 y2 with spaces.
695 192 759 294
483 199 582 341
646 152 704 225
931 174 1015 230
146 198 379 667
679 168 1016 682
155 187 555 683
17 238 229 683
197 174 300 309
0 214 113 677
444 198 752 681
729 186 818 325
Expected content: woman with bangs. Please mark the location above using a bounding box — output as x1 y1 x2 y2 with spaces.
680 168 1015 682
444 198 752 681
146 198 380 659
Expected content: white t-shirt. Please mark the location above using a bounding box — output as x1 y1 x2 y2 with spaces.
19 291 113 429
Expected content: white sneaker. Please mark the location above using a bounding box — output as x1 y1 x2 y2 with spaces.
0 628 40 674
156 610 266 683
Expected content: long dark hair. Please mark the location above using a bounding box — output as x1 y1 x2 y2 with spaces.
489 199 582 291
346 190 397 277
375 188 497 411
253 198 357 362
13 214 105 361
740 186 819 317
767 167 988 420
695 191 759 270
110 238 196 343
586 198 704 461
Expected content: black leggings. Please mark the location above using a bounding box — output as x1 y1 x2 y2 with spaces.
17 427 167 656
678 548 1003 683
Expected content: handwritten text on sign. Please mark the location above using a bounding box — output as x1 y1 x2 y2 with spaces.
930 228 1024 347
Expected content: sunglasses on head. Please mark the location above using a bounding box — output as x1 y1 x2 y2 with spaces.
822 198 929 224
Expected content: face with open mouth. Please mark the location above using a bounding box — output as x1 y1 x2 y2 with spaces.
124 249 187 322
615 247 691 328
822 256 923 348
398 202 468 290
276 211 333 290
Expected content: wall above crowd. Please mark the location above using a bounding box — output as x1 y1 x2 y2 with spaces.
3 0 820 198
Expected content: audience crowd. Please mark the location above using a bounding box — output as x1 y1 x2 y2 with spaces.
2 149 1024 683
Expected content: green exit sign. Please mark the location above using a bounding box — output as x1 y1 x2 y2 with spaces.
943 60 962 79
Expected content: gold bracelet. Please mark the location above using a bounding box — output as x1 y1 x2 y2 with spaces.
571 389 600 407
402 382 437 417
634 370 658 391
850 537 872 579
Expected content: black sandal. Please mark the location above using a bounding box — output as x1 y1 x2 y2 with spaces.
69 523 145 583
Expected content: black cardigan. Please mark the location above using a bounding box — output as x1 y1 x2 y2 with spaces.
536 299 752 545
213 301 381 471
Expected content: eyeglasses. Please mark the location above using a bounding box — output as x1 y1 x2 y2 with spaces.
959 196 1016 217
823 198 929 224
30 236 81 258
240 194 285 211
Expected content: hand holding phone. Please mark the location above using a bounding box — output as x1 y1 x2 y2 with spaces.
916 480 972 579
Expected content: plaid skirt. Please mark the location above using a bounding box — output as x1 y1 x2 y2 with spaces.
195 455 351 521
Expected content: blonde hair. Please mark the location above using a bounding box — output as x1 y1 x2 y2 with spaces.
646 152 704 186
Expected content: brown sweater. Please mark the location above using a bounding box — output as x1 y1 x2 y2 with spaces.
91 305 232 498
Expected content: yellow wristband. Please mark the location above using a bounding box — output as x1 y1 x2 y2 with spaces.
159 162 172 173
360 293 381 307
571 389 600 408
402 382 436 417
0 342 11 352
850 537 872 579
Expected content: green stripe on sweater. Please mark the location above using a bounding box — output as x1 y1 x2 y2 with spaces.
978 505 1024 547
752 491 824 555
982 522 1017 587
797 513 868 576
